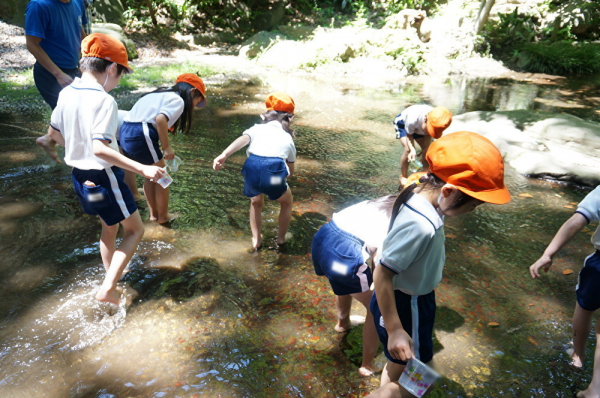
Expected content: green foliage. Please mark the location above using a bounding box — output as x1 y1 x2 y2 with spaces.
385 44 426 74
482 7 539 50
515 41 600 75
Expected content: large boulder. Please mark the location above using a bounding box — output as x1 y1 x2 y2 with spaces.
238 31 287 59
447 110 600 186
193 31 238 45
92 0 125 26
91 23 137 60
277 25 316 40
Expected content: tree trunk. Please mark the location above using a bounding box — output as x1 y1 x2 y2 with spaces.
147 0 158 27
473 0 495 34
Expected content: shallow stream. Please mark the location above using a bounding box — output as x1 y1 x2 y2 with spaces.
0 73 598 397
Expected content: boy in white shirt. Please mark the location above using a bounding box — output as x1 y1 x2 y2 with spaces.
48 33 165 304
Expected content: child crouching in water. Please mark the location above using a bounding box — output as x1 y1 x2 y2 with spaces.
312 195 395 376
119 73 207 224
47 33 165 304
213 92 296 251
530 185 600 398
366 131 510 398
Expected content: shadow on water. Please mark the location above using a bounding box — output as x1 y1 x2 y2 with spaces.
0 73 598 397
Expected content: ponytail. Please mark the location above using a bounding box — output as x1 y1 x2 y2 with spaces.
261 110 294 137
141 81 199 135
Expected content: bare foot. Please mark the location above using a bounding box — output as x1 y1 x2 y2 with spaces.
36 135 61 163
399 176 408 186
577 389 600 398
358 366 375 377
95 286 123 305
335 317 351 333
149 216 158 221
567 348 584 369
277 231 293 246
158 212 180 224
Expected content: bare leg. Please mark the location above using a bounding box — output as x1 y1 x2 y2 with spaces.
352 289 379 376
155 184 173 224
335 295 353 332
399 144 409 186
572 302 594 368
95 210 145 304
381 361 405 386
99 219 119 272
36 134 60 163
577 317 600 398
364 382 413 398
123 170 143 201
276 188 293 245
415 136 432 171
143 178 158 221
249 194 264 250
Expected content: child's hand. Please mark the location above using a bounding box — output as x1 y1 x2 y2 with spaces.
213 154 228 171
408 149 417 162
163 146 175 161
530 255 553 279
142 166 166 181
387 328 414 362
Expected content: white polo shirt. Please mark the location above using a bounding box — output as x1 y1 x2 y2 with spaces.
124 91 184 129
332 197 391 251
577 185 600 250
379 193 446 296
394 104 433 136
243 121 296 162
50 77 119 170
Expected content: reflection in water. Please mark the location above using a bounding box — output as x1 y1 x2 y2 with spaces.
0 74 597 397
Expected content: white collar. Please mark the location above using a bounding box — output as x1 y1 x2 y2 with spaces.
405 193 444 229
71 77 105 92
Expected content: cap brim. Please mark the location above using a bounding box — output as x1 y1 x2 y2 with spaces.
195 97 207 108
458 186 511 205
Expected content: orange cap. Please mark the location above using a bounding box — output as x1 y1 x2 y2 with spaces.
425 131 511 204
426 106 452 139
176 73 207 108
81 33 133 73
404 171 428 188
265 92 295 114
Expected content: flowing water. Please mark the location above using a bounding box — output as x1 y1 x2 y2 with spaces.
0 73 598 397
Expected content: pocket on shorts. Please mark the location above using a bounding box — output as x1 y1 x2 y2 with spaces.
83 185 112 210
326 247 361 281
266 161 288 186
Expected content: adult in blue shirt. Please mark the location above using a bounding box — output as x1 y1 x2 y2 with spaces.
25 0 87 163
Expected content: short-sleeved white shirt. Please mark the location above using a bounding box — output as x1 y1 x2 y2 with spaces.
243 121 296 162
50 77 119 170
332 198 391 251
395 105 433 136
123 91 185 129
379 193 445 296
577 185 600 250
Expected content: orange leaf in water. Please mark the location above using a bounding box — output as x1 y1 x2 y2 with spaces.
563 205 574 209
519 193 534 198
528 336 538 345
488 322 500 328
563 269 574 275
446 234 457 239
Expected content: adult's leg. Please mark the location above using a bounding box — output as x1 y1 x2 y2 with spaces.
572 302 594 368
249 194 264 250
577 316 600 398
352 289 379 376
335 295 353 332
275 188 293 245
95 210 145 304
99 218 119 272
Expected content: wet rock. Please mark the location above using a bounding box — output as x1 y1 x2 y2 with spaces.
447 110 600 186
238 31 287 59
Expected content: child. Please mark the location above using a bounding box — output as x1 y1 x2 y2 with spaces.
393 105 452 186
213 92 296 251
47 33 165 304
530 186 600 398
312 195 395 376
119 73 207 224
367 131 511 397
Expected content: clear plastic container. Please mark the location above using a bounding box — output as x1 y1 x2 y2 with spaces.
155 169 173 189
408 158 423 175
165 156 182 173
399 357 440 397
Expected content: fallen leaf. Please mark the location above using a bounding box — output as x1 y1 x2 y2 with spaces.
563 269 573 275
446 234 457 239
570 202 578 205
519 193 534 198
563 205 574 209
528 336 538 345
488 322 500 328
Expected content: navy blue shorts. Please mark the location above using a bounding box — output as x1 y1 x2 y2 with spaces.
119 121 163 165
370 289 436 365
577 250 600 311
33 62 81 110
311 220 373 296
72 166 138 226
394 119 407 139
241 154 289 200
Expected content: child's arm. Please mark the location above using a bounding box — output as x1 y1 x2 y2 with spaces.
373 265 414 361
48 126 65 147
529 212 589 278
213 135 251 171
400 136 416 162
93 140 165 180
156 114 174 161
287 162 295 176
